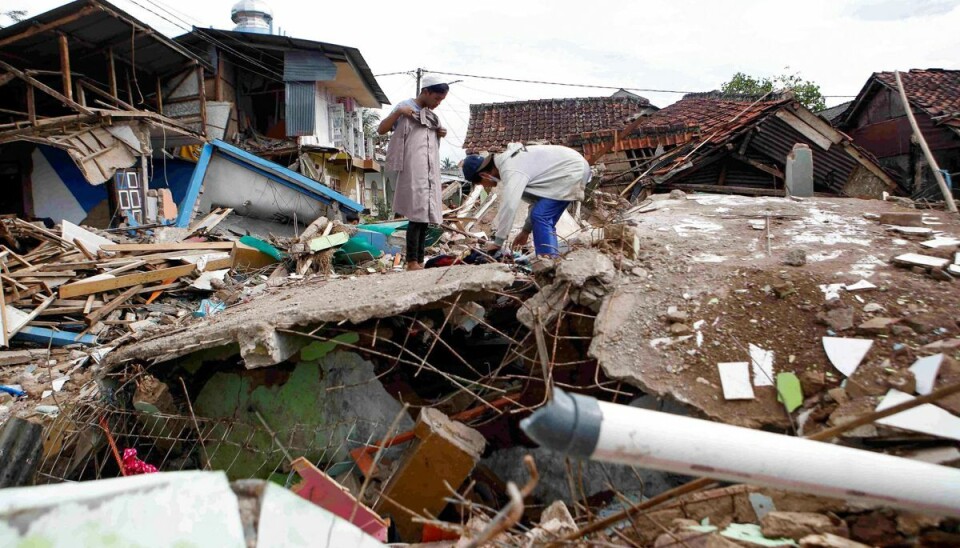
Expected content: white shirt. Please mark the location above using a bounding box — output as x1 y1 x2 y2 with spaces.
492 143 589 243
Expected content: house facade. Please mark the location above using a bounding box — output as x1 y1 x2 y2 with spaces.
174 19 389 209
836 69 960 200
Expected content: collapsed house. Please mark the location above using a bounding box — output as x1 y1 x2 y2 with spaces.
173 18 390 212
0 0 388 240
572 92 898 199
2 5 960 546
0 0 212 228
835 69 960 201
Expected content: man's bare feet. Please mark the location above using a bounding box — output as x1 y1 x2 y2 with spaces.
406 261 423 271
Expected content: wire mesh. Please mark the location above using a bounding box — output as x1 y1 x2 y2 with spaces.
37 400 385 485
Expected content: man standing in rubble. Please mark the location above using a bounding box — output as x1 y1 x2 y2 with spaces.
377 75 450 270
461 143 589 258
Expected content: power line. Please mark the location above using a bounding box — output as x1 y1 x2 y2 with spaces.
375 68 857 99
121 0 286 83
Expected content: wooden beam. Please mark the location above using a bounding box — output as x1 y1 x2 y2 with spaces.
59 33 73 104
774 110 832 151
85 284 143 326
101 242 238 253
108 48 118 99
58 256 234 298
215 50 224 102
0 59 93 115
789 103 844 144
8 295 56 340
197 65 207 136
894 70 957 213
25 85 36 125
156 76 163 115
0 5 98 48
79 79 137 111
731 153 785 179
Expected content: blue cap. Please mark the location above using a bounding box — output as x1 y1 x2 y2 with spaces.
462 154 492 183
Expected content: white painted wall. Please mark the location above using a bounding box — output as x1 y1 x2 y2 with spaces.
198 155 327 223
30 148 88 225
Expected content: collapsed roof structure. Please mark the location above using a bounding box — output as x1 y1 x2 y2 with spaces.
573 92 897 198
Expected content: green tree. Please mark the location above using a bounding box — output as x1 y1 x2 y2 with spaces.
361 109 381 139
721 70 826 112
0 10 26 28
441 157 457 171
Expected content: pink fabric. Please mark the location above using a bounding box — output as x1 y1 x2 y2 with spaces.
122 448 158 475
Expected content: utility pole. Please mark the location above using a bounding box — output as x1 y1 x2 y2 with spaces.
895 70 957 213
415 68 422 96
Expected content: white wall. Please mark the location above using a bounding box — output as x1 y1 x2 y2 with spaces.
198 155 327 223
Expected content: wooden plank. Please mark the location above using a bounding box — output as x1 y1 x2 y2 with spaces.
59 256 233 298
3 284 42 305
101 242 237 253
85 284 143 326
731 153 785 179
774 110 832 151
789 103 844 144
0 277 8 347
232 244 279 270
9 295 56 339
7 270 77 278
197 65 207 136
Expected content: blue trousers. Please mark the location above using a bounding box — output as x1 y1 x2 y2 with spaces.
530 198 570 256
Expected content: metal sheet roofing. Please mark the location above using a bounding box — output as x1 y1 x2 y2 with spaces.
175 29 389 107
0 0 211 77
283 51 337 82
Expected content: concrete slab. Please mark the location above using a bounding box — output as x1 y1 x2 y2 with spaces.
106 264 516 368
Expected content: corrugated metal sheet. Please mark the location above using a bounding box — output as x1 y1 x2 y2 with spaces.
0 417 43 488
751 116 858 193
283 51 337 82
285 82 316 137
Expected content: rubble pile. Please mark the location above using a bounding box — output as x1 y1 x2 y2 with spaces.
0 192 958 547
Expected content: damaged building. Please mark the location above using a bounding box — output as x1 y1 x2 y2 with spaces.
0 0 212 228
1 4 960 547
172 9 390 213
836 68 960 201
572 92 898 199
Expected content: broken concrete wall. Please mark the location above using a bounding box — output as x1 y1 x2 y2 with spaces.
105 264 516 369
193 350 413 480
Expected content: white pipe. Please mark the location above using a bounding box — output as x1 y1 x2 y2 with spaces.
521 390 960 517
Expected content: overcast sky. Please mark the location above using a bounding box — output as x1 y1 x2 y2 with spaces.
5 0 959 161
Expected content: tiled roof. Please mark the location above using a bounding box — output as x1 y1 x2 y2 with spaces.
873 69 960 129
463 96 651 153
574 93 790 158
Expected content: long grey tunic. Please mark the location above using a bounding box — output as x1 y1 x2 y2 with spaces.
385 108 443 224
